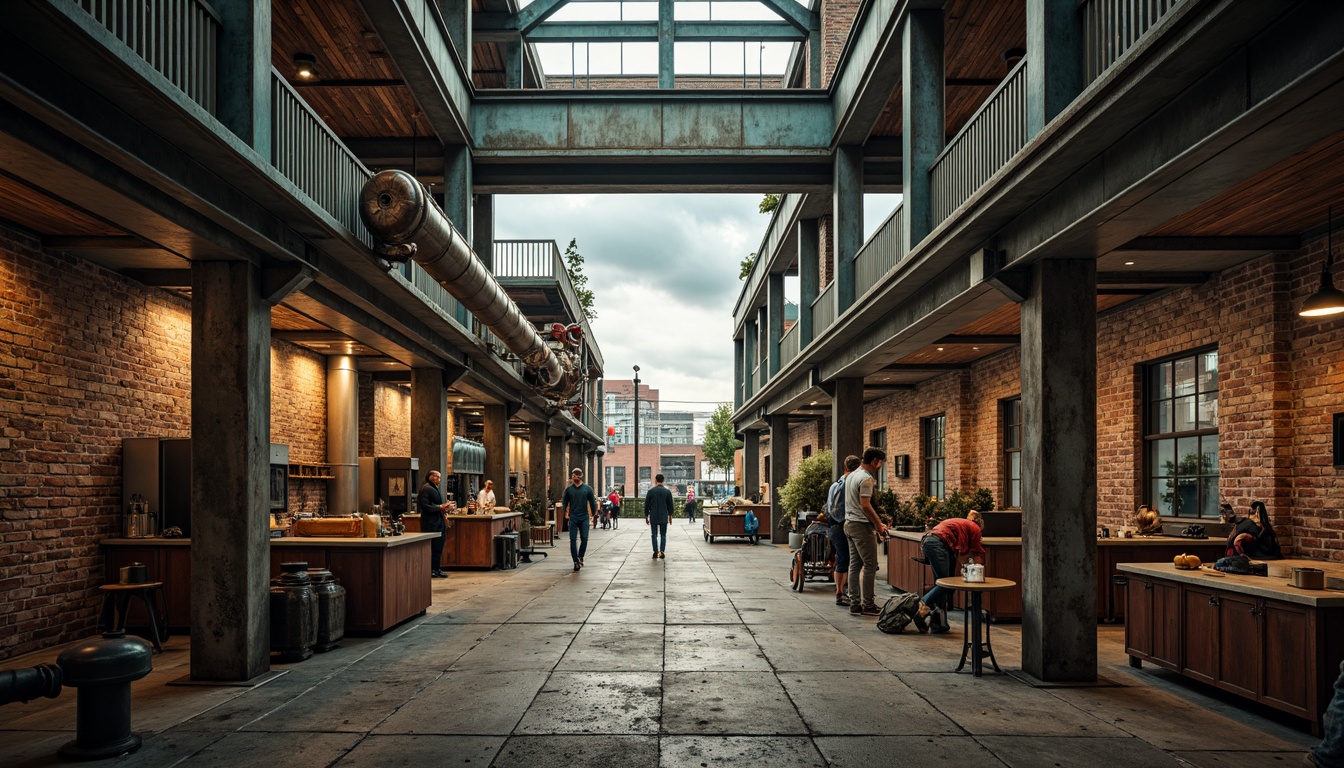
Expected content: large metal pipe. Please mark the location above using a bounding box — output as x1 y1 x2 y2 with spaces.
327 355 359 515
360 170 569 393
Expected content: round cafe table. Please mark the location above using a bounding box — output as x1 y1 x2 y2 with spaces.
935 576 1016 677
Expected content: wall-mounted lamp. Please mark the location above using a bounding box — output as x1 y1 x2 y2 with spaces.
1002 47 1026 70
1300 207 1344 318
293 53 318 81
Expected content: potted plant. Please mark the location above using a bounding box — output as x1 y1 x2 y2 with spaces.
778 449 833 547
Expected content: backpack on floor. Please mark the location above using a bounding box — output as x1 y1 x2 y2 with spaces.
877 591 921 634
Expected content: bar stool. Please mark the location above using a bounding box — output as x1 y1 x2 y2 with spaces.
98 582 167 653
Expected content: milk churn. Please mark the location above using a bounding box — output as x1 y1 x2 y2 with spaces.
307 568 347 653
269 562 318 662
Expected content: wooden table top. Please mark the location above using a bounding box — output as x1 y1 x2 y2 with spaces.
99 582 163 591
935 576 1017 592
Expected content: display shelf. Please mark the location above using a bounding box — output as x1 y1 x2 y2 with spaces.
289 462 334 480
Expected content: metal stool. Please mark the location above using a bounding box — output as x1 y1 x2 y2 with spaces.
956 605 1001 675
97 583 167 653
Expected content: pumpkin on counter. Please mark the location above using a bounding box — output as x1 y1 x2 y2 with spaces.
1173 553 1202 570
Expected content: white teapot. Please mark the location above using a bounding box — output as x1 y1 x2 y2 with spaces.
962 562 985 583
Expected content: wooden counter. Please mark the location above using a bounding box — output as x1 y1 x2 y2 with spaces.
102 533 436 635
702 511 758 542
1118 562 1344 733
886 530 1226 620
403 512 522 569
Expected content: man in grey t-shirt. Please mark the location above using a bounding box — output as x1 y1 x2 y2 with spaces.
844 447 889 615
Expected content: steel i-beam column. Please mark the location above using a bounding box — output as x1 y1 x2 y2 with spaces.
658 0 674 88
833 146 862 313
798 218 819 345
734 337 745 409
1021 259 1097 682
768 273 784 377
902 7 944 246
474 193 494 272
831 378 863 479
768 415 790 543
1026 0 1084 137
443 145 472 234
189 260 270 682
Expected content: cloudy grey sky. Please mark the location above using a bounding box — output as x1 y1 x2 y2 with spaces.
495 193 899 409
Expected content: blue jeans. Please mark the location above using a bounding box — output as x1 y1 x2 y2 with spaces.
650 520 667 553
920 535 956 610
828 523 849 573
569 513 589 563
1314 660 1344 767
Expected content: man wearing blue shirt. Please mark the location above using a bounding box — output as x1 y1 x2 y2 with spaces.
562 468 598 571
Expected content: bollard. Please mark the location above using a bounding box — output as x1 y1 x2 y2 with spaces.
56 630 153 761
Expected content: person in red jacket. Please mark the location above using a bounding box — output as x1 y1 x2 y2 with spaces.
918 511 986 634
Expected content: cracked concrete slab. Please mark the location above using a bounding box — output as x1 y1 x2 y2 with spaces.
661 671 805 735
515 671 662 734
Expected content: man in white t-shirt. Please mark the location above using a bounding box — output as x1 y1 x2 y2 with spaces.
844 447 889 615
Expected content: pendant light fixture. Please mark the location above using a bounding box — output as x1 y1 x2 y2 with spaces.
1300 207 1344 318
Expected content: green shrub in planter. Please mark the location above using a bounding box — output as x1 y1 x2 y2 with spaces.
777 449 833 531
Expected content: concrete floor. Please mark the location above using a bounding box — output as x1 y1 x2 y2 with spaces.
0 520 1319 767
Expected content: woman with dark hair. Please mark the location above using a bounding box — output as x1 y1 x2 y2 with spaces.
1226 500 1282 559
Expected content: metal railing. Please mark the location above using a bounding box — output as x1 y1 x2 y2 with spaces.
854 203 906 299
407 262 469 326
930 59 1028 225
750 364 760 398
780 323 800 368
812 282 837 336
1082 0 1183 83
494 240 561 277
270 70 372 246
582 405 603 437
75 0 220 113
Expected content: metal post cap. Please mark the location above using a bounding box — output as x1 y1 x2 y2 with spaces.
56 631 153 686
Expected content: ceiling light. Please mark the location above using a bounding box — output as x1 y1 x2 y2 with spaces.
936 347 944 352
1300 207 1344 318
293 53 318 81
1124 261 1135 266
972 347 980 351
809 401 817 406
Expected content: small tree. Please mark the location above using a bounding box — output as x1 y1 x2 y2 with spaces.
777 449 834 530
738 252 758 280
702 403 741 475
759 194 780 214
563 238 597 320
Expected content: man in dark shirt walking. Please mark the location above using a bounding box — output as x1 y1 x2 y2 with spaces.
562 468 598 571
416 470 454 578
645 473 674 559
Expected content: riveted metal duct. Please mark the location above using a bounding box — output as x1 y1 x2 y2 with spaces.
359 170 576 397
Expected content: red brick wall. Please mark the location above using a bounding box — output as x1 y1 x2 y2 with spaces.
821 0 862 88
271 340 327 514
543 76 786 90
819 215 835 286
373 382 412 458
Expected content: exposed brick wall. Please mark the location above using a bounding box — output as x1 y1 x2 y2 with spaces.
271 340 327 514
821 0 861 89
543 76 785 90
373 382 412 458
787 419 827 469
819 214 835 287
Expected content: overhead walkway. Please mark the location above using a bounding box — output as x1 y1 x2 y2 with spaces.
0 522 1316 767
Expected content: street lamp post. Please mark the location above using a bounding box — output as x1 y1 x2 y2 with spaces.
632 365 640 496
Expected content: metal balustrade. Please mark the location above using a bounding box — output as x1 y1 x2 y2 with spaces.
494 240 560 277
780 323 800 368
75 0 220 113
812 283 836 335
1083 0 1182 83
930 59 1028 225
271 71 372 247
854 203 906 299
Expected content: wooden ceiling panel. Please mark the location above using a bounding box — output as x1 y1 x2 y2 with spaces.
272 0 401 81
0 172 125 237
1149 129 1344 238
895 342 1014 365
272 304 327 332
289 85 419 138
951 301 1020 335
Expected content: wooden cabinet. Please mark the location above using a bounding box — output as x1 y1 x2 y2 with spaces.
1124 574 1180 670
1181 585 1219 685
1216 592 1262 699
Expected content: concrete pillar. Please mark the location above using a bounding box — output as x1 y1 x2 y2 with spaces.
441 0 470 71
734 337 745 409
411 367 448 480
1026 0 1084 137
443 145 472 232
742 430 760 501
832 146 862 312
483 405 510 492
568 442 584 481
528 422 548 506
768 415 790 543
215 0 270 156
831 378 863 479
474 194 494 272
189 260 270 682
798 218 819 345
768 273 784 377
902 7 944 247
658 0 674 89
327 356 359 516
549 434 566 514
1021 259 1097 682
808 28 823 88
505 40 523 89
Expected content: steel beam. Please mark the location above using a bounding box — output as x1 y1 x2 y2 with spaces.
358 0 472 144
524 20 804 42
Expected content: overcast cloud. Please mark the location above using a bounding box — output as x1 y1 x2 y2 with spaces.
494 193 900 409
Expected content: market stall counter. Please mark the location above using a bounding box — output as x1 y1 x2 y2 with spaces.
102 533 437 634
404 511 522 569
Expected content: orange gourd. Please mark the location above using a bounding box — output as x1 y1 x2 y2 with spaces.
1173 553 1201 569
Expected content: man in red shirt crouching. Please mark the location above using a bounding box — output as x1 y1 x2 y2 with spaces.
918 511 986 634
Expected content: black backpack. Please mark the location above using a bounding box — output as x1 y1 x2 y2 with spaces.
877 592 921 634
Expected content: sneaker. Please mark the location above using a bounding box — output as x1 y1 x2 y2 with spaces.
849 605 864 615
658 551 665 559
835 595 850 606
573 562 580 571
860 604 881 616
653 552 659 559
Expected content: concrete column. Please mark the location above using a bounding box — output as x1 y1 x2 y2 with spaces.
902 7 944 247
768 415 790 543
808 29 823 88
483 405 510 492
528 422 548 506
1026 0 1084 137
474 194 494 272
443 145 472 232
657 0 674 89
568 442 584 480
1021 259 1097 682
833 146 863 312
798 218 819 345
440 0 471 71
831 378 863 479
327 356 359 516
767 273 784 377
549 434 566 513
505 40 523 89
189 260 269 682
411 367 448 480
742 430 760 501
215 0 270 156
734 337 745 409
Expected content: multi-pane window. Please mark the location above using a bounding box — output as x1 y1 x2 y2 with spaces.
1146 350 1219 518
1002 398 1022 509
802 445 812 459
869 428 887 490
605 465 626 493
923 415 946 499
